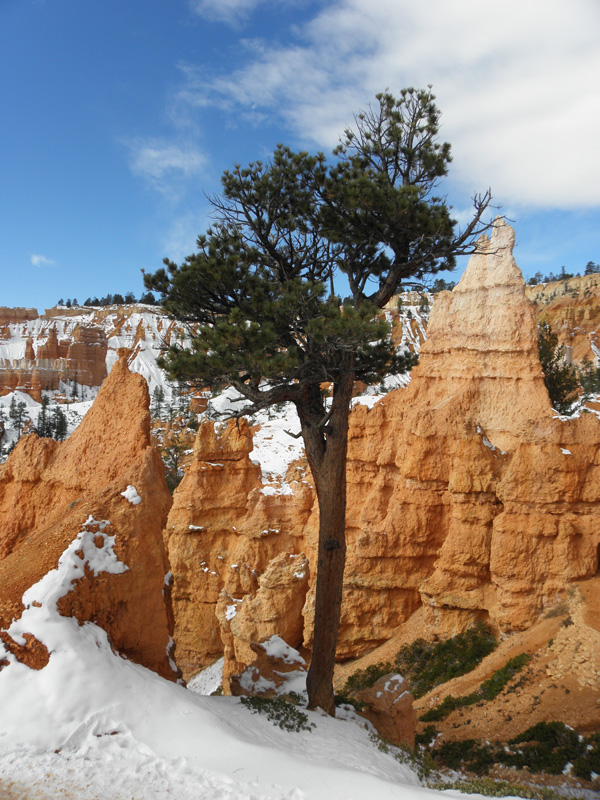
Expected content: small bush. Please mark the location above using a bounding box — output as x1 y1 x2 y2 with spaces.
428 722 599 782
341 661 393 694
433 739 496 774
414 724 438 748
394 622 497 699
240 696 315 733
480 653 531 701
427 777 585 799
506 721 586 775
420 691 480 722
420 653 531 722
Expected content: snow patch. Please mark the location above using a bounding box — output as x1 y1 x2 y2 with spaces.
121 485 142 505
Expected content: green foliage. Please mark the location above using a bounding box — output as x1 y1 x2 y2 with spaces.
427 777 585 799
420 653 531 722
426 720 598 783
480 653 531 701
36 397 69 441
240 696 315 733
368 731 436 782
433 738 496 774
506 721 586 776
161 440 186 493
395 622 497 699
341 661 394 694
144 89 490 416
144 89 491 714
578 356 600 397
420 692 480 722
537 322 579 414
414 725 438 749
9 395 29 437
430 278 456 292
341 623 498 710
151 386 166 419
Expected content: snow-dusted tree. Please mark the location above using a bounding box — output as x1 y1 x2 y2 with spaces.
9 395 28 438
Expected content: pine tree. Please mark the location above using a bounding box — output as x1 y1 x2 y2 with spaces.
144 88 492 714
52 405 68 441
538 322 579 414
151 386 166 419
9 396 28 438
36 396 51 437
162 439 186 493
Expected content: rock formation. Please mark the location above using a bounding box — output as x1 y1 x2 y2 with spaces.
0 307 38 326
0 352 176 679
0 304 184 400
229 636 308 698
166 418 315 678
526 272 600 364
353 673 416 748
216 552 310 691
169 219 600 684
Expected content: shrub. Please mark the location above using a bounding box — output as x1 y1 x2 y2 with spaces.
240 696 315 733
420 691 480 722
341 661 393 694
420 653 531 722
395 622 497 699
506 721 586 775
480 653 531 701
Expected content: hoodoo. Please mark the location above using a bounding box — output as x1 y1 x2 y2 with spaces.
0 352 175 678
168 220 600 684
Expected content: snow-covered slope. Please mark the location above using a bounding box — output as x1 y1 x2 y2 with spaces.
0 513 482 800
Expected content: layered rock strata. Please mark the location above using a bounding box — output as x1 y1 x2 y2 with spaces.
0 353 176 678
166 419 315 678
169 219 600 682
0 304 187 400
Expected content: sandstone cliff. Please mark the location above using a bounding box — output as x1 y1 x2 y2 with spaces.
168 219 600 685
526 272 600 364
0 353 176 679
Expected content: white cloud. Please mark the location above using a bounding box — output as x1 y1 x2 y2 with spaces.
125 138 206 197
31 254 55 267
188 0 290 25
180 0 600 209
161 209 212 262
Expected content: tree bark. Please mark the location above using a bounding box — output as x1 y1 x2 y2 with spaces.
298 374 354 715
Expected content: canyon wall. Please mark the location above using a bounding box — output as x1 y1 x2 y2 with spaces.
525 273 600 363
0 353 176 678
0 304 186 400
168 220 600 682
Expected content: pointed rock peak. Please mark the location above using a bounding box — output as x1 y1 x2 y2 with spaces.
456 218 522 293
409 220 553 446
475 217 516 255
54 353 152 483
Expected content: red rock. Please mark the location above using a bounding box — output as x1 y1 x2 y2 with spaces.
0 353 176 679
354 673 416 748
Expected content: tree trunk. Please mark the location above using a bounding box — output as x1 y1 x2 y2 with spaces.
298 374 354 715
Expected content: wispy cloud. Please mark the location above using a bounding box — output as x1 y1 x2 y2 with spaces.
161 209 212 262
178 0 600 210
124 138 206 197
188 0 291 26
31 254 55 267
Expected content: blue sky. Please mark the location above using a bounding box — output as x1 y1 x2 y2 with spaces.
1 0 599 311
